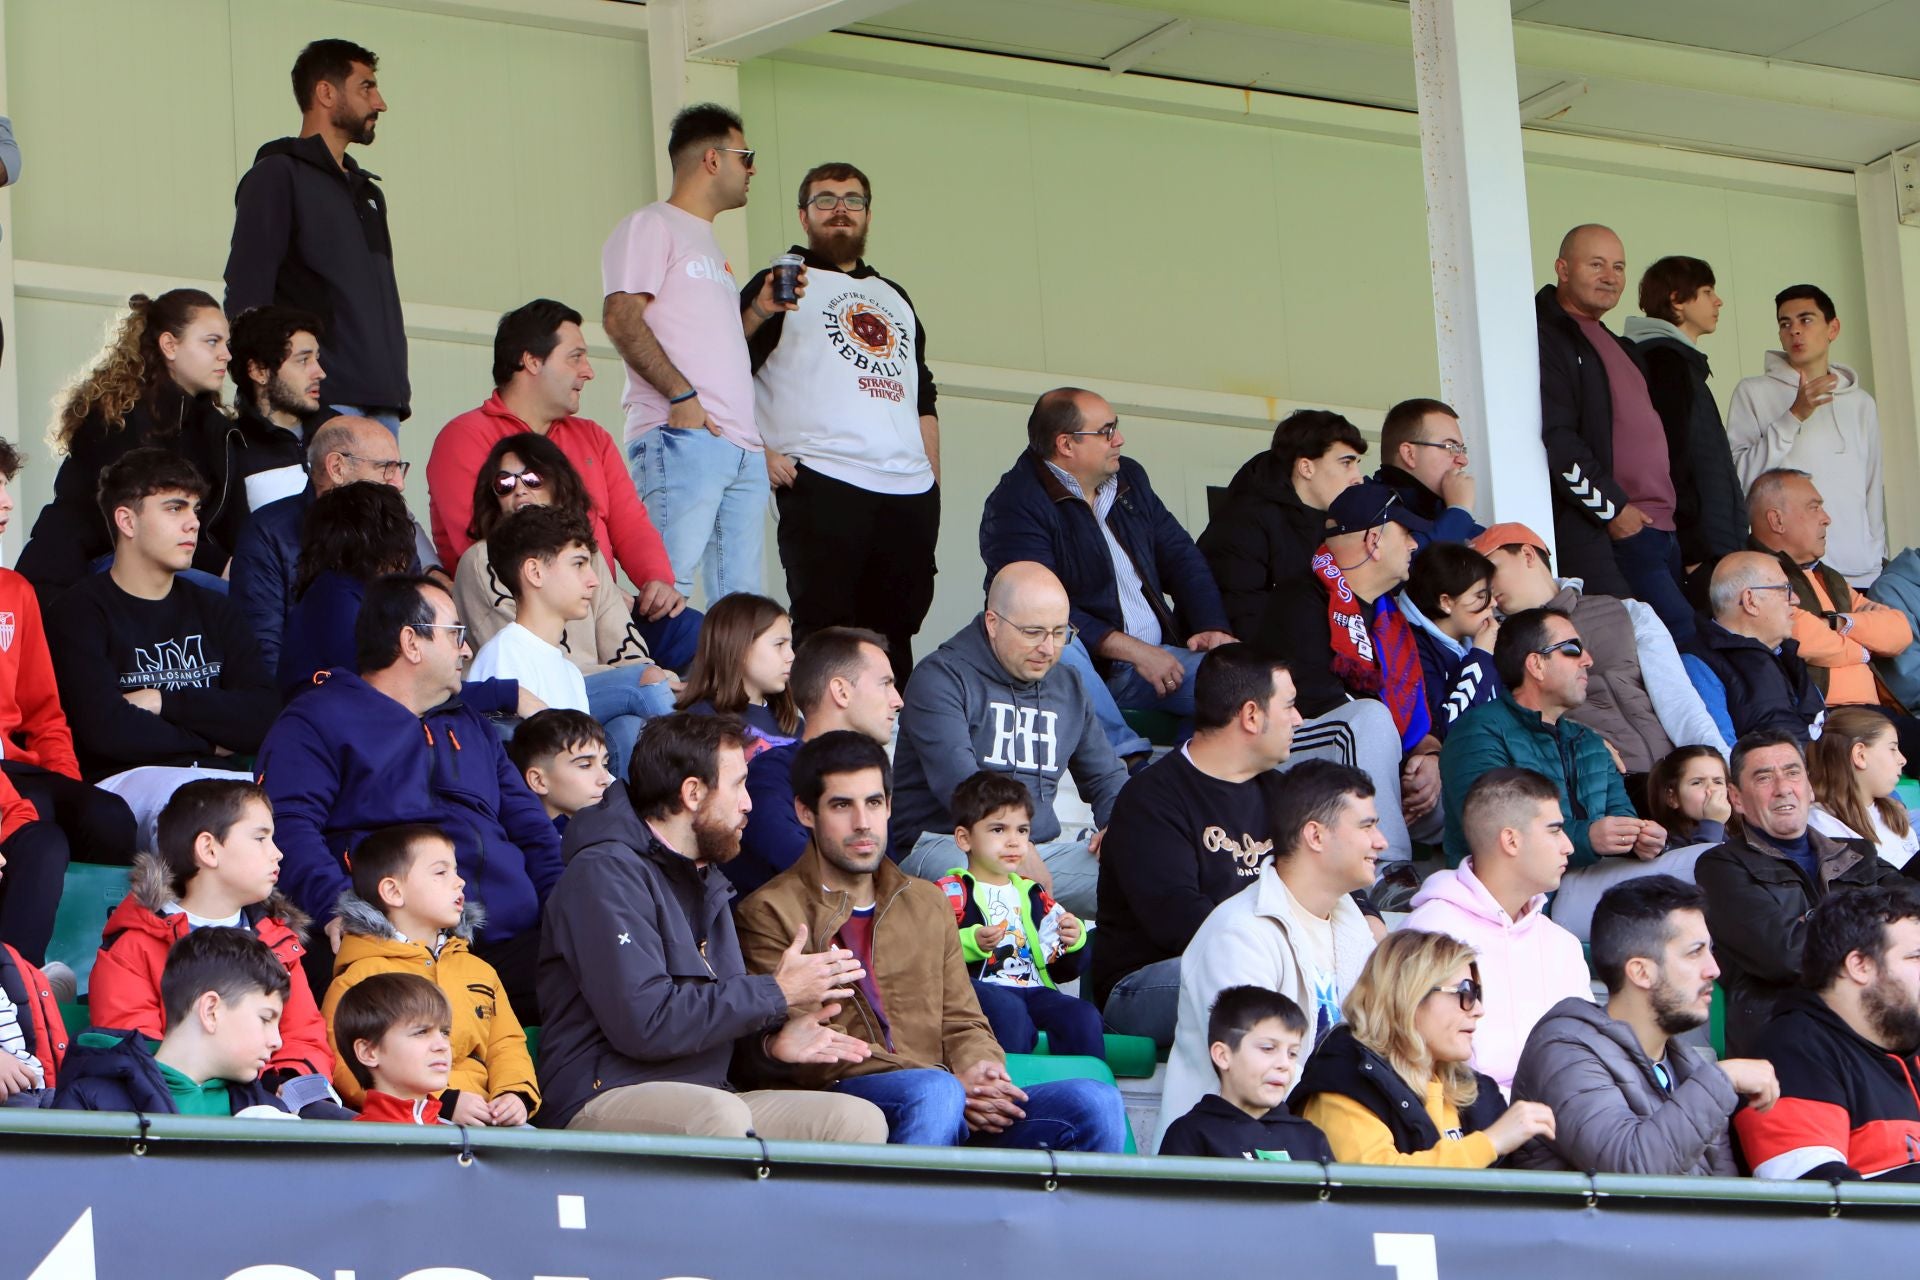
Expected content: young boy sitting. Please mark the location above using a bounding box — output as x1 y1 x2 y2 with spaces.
336 971 457 1125
508 709 615 834
89 778 342 1116
56 926 291 1116
1157 985 1333 1161
936 771 1102 1058
468 506 600 714
322 823 537 1124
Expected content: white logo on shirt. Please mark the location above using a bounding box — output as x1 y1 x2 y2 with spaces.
617 932 632 946
685 254 735 285
982 702 1060 773
125 636 220 691
0 613 14 651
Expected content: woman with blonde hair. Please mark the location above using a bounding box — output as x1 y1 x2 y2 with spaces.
1808 706 1918 870
1292 929 1556 1167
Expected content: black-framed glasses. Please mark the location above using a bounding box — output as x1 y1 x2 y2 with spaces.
342 453 410 480
411 622 468 648
715 146 756 167
1535 638 1585 660
1749 582 1798 602
1407 439 1468 458
1067 421 1120 443
1430 978 1482 1011
803 192 869 211
493 469 545 496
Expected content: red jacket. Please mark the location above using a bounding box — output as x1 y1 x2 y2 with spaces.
0 568 81 777
426 392 675 590
88 853 331 1082
0 769 39 843
0 941 67 1089
354 1090 446 1124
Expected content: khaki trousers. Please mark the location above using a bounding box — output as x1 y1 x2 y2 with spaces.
567 1081 887 1144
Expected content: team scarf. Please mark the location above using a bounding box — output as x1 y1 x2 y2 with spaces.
1313 544 1431 752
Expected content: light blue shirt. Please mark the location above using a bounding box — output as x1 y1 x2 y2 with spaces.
1045 461 1162 647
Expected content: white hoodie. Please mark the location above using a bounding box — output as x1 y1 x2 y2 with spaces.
1725 350 1884 586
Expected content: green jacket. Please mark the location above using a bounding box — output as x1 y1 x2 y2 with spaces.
936 867 1087 989
1439 693 1633 867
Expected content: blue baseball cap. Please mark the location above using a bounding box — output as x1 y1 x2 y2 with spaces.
1325 481 1435 538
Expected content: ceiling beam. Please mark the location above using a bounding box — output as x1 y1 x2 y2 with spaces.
683 0 913 63
1102 19 1193 75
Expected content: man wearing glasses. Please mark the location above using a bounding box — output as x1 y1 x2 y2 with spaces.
603 103 788 603
1373 397 1484 550
1684 552 1826 743
742 162 940 687
259 574 563 1019
888 562 1128 917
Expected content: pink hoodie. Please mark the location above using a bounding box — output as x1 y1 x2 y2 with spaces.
1403 860 1594 1095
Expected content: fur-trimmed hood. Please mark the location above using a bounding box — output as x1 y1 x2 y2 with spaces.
124 851 312 943
332 889 485 944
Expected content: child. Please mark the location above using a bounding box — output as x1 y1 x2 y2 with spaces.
1159 985 1334 1160
322 824 537 1123
1399 542 1503 739
88 778 340 1115
0 838 69 1107
1809 706 1919 869
675 592 798 749
336 971 456 1125
467 505 599 714
56 926 290 1116
1647 745 1731 850
509 709 615 832
936 771 1101 1057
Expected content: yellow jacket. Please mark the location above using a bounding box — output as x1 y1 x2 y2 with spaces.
321 893 539 1115
1300 1080 1498 1169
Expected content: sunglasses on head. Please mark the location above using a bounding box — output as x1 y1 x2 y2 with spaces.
493 469 545 496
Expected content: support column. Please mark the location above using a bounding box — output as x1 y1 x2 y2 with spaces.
1408 0 1554 540
1856 153 1920 553
645 0 748 270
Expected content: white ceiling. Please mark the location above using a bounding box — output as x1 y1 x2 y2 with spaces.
1508 0 1920 80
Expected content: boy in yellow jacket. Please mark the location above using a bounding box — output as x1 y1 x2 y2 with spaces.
320 823 539 1123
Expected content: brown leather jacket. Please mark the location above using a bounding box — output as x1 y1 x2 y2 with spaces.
735 844 1002 1086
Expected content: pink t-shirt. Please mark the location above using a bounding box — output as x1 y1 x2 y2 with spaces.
601 202 760 453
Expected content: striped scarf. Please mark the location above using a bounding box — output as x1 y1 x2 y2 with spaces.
1313 545 1431 751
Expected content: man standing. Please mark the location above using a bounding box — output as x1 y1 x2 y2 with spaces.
1728 285 1885 586
1684 553 1826 743
225 39 406 435
1373 398 1483 547
603 103 790 601
743 163 940 685
981 388 1235 762
1536 223 1692 640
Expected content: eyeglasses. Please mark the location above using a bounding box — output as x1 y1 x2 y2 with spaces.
1407 440 1469 458
1534 638 1585 660
1003 620 1079 648
1067 422 1120 443
493 469 545 495
1749 582 1798 602
411 622 468 648
341 453 410 480
715 146 757 168
803 192 869 211
1429 979 1482 1011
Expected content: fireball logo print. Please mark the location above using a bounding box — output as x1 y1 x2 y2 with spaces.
839 301 897 358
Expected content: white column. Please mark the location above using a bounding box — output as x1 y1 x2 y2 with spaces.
1408 0 1554 541
645 0 748 270
1856 153 1920 553
0 0 18 565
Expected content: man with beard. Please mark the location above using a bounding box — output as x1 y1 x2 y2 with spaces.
1509 875 1778 1174
1696 732 1907 1055
736 731 1126 1150
1737 884 1920 1181
225 39 407 435
221 306 323 532
532 714 887 1141
742 163 940 686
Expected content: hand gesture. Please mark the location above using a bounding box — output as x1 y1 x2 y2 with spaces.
1631 819 1668 861
1588 815 1645 857
448 1091 494 1126
769 1004 871 1065
633 579 687 621
1484 1100 1556 1155
1057 912 1084 949
1438 468 1476 513
1470 611 1499 654
765 448 799 489
1401 753 1440 820
772 923 863 1010
1607 504 1650 541
957 1059 1027 1134
1185 630 1237 653
1718 1058 1781 1113
488 1093 530 1127
974 920 1009 949
0 1052 37 1097
1704 785 1732 826
1790 370 1840 422
1131 645 1187 698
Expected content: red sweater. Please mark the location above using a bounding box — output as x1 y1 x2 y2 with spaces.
426 393 675 590
0 569 81 778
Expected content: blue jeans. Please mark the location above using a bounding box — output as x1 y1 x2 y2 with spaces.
972 981 1106 1057
1058 636 1202 758
328 403 402 437
1100 956 1182 1049
833 1068 1125 1151
1611 525 1696 643
634 603 703 674
628 427 768 602
582 667 677 780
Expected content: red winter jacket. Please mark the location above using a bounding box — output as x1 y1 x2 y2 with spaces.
0 941 68 1089
0 568 81 778
0 769 40 843
88 853 331 1083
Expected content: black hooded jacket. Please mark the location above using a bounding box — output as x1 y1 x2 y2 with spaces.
1197 449 1328 639
1634 329 1748 563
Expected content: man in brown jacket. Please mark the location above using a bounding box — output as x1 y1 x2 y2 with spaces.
736 731 1126 1150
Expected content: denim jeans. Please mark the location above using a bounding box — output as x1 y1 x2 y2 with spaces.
628 427 768 602
900 831 1099 919
1100 956 1183 1049
833 1067 1125 1151
1611 525 1696 643
582 667 678 780
328 403 402 438
972 981 1107 1057
634 603 703 674
1058 636 1202 758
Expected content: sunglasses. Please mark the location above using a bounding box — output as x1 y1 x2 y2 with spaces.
493 469 545 496
1430 978 1482 1011
1534 638 1585 660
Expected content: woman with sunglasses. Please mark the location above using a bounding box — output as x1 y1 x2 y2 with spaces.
1292 929 1556 1167
455 433 677 776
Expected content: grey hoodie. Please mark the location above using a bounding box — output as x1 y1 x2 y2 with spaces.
889 614 1128 858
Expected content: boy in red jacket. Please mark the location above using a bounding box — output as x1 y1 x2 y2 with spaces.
337 971 455 1125
88 777 345 1116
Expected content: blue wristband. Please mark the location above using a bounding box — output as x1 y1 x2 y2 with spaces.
669 388 698 405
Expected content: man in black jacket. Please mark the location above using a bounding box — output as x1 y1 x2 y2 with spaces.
534 712 886 1140
1373 398 1484 549
1685 552 1825 742
225 39 408 434
1537 224 1694 641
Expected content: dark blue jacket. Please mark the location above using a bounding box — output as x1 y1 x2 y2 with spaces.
733 738 805 897
54 1030 288 1115
979 452 1229 664
278 570 365 695
256 670 562 939
1373 464 1485 550
1409 621 1502 740
1682 620 1825 743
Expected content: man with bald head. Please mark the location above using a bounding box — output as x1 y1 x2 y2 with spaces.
231 413 440 672
889 562 1128 916
981 386 1235 762
1684 551 1825 742
1538 223 1694 642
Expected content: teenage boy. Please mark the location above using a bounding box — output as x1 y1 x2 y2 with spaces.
1728 284 1885 586
336 971 457 1125
55 926 291 1116
323 824 536 1123
88 778 340 1116
936 771 1099 1057
46 449 279 783
1154 760 1383 1153
468 506 598 713
509 709 614 832
1158 985 1334 1162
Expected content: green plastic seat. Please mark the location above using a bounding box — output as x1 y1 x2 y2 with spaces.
523 1024 541 1061
48 864 131 996
1710 979 1726 1059
1120 708 1182 747
1029 1031 1158 1079
1004 1051 1135 1154
57 1001 88 1038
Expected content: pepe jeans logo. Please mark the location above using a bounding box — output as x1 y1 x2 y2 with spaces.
1203 826 1274 877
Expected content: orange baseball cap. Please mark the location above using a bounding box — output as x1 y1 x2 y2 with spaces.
1470 523 1549 557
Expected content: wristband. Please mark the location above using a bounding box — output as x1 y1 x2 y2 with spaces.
669 388 698 405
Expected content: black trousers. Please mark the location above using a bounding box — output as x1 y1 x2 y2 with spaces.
473 927 542 1026
0 820 69 966
0 760 137 867
774 465 940 688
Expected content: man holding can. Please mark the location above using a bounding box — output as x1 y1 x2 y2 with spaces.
742 163 941 687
